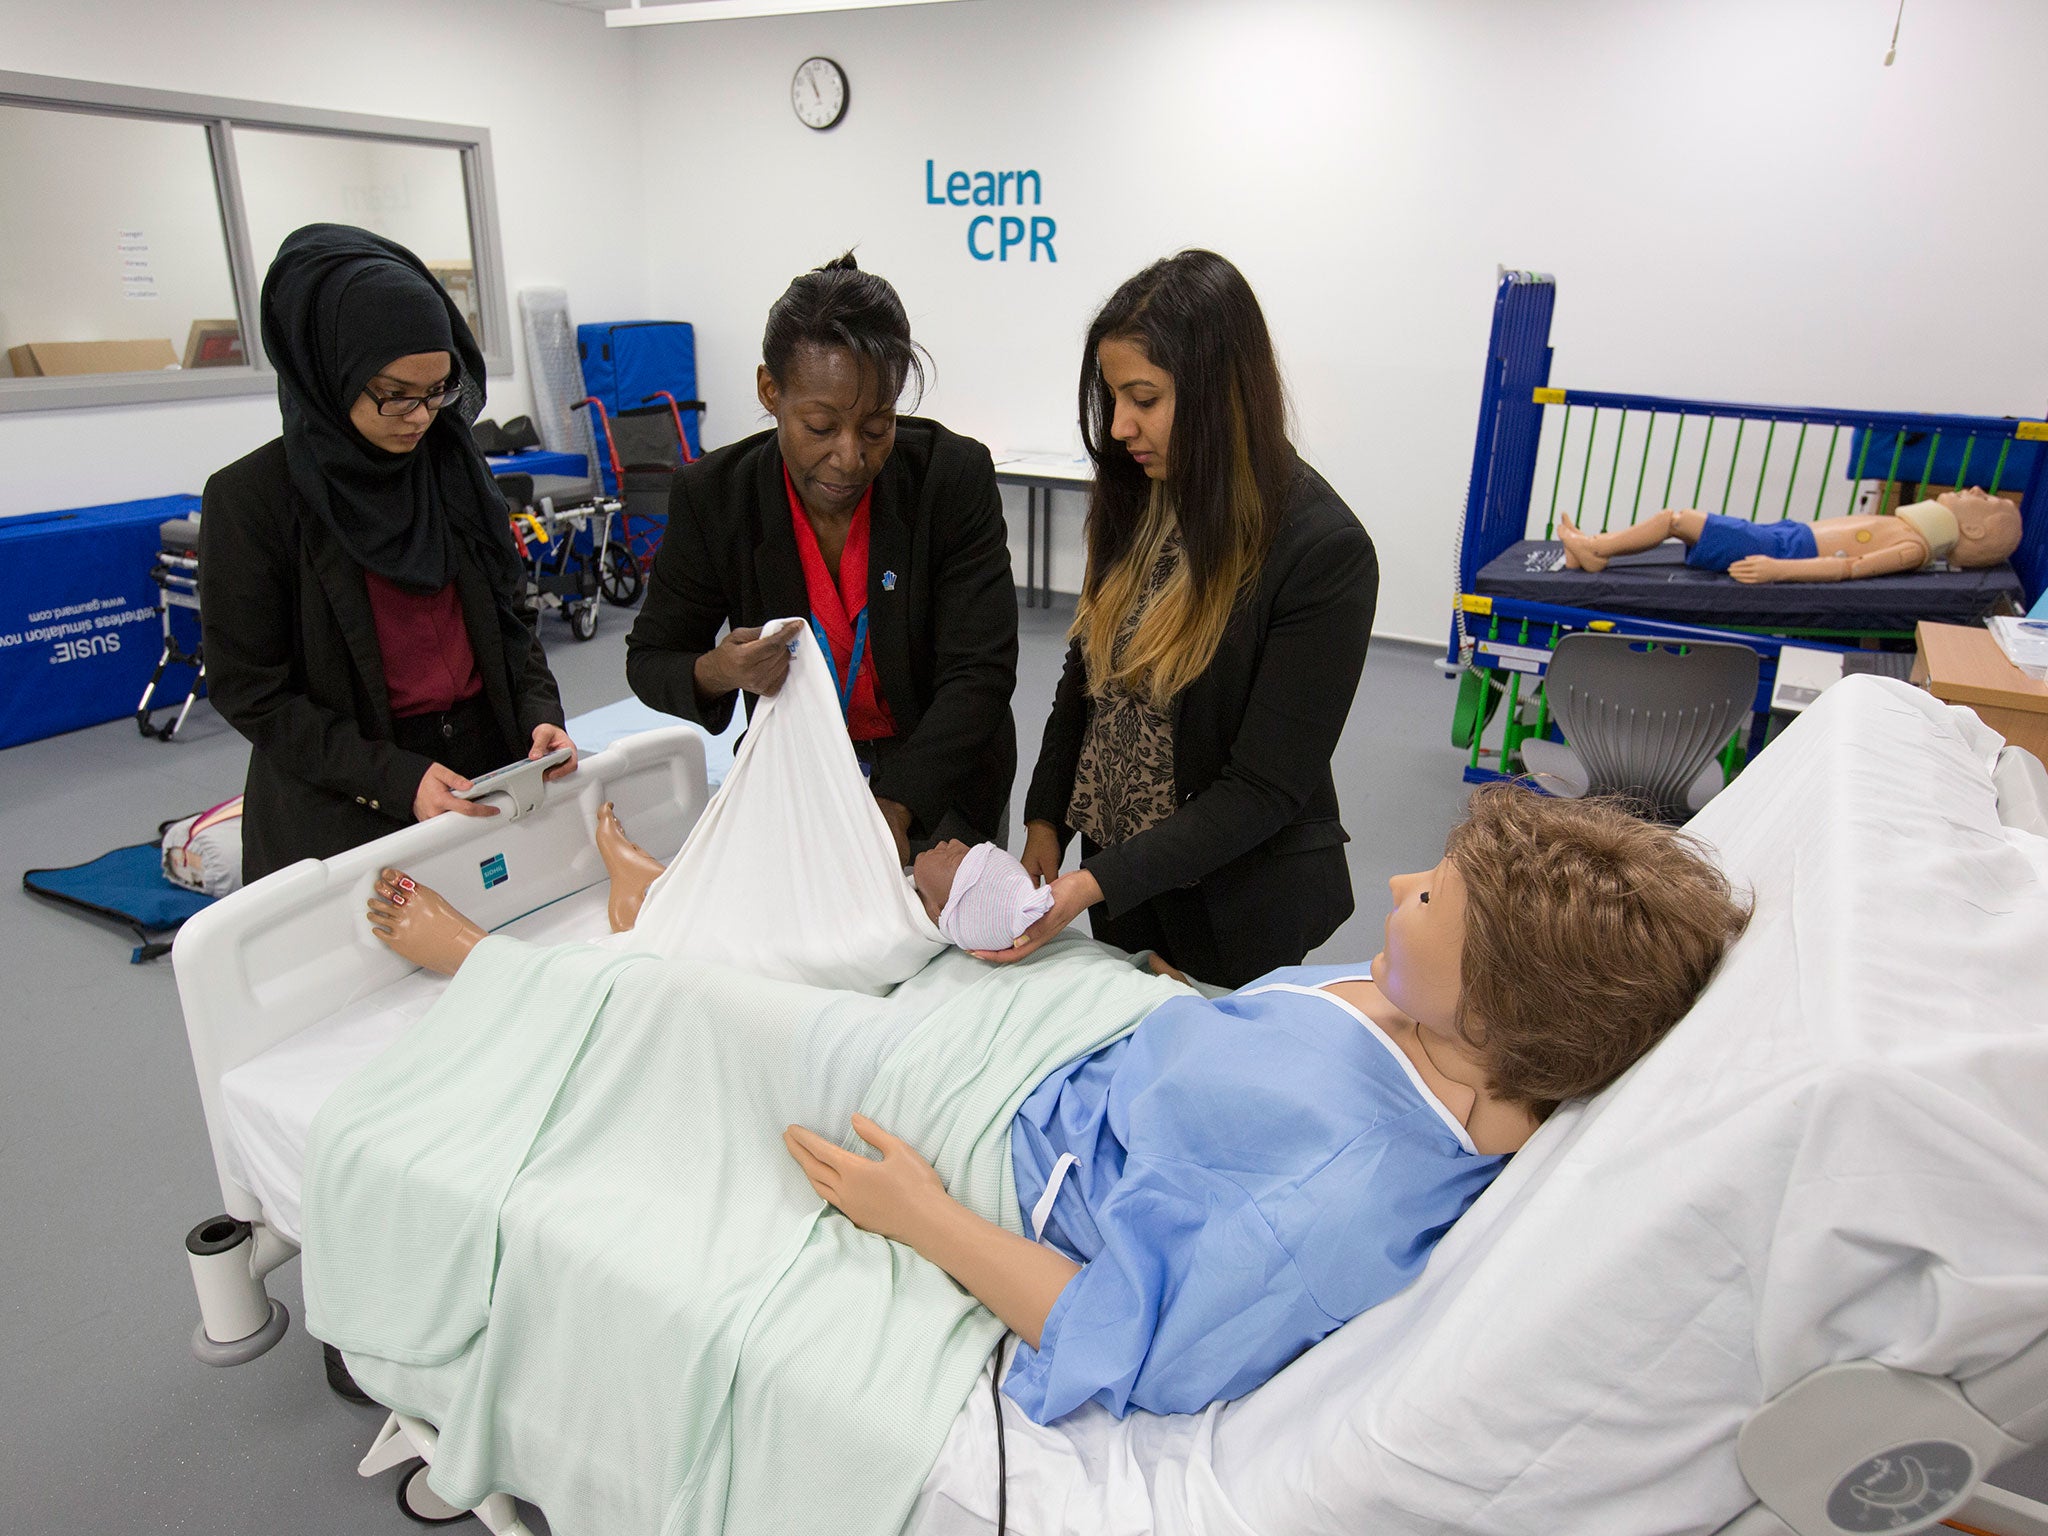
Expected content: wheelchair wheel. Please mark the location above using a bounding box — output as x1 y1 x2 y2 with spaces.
599 542 642 607
395 1461 473 1525
568 601 599 642
1450 667 1505 750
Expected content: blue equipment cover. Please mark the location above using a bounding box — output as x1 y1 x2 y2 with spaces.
486 448 588 480
0 494 203 751
577 321 702 492
1475 537 2023 632
22 841 214 962
1846 427 2040 495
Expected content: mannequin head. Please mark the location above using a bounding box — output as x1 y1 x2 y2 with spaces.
1940 488 2024 568
912 838 973 924
1403 785 1750 1120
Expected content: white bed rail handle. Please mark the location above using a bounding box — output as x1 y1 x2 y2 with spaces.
1738 1361 2029 1535
185 1216 295 1366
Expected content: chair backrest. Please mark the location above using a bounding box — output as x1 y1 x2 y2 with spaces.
1543 632 1760 820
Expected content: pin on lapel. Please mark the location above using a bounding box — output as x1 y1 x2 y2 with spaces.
882 570 897 592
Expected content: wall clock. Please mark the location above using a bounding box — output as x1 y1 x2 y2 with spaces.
792 57 849 131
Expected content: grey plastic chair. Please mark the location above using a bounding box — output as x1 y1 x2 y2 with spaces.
1523 632 1760 821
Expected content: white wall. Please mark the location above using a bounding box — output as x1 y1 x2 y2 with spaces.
624 0 2048 641
0 0 641 516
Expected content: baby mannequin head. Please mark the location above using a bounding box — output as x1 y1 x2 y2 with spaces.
1939 488 2023 569
912 840 1057 950
1378 785 1750 1120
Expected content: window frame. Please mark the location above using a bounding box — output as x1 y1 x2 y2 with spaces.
0 70 510 414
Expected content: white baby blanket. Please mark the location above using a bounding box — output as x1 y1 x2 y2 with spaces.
624 621 947 993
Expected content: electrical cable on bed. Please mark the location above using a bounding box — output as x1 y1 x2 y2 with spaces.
992 1331 1011 1536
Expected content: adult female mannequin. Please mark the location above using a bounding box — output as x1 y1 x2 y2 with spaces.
998 250 1379 987
625 255 1017 860
200 223 574 885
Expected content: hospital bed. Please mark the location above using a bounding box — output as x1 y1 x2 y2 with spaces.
173 680 2048 1536
1448 270 2048 788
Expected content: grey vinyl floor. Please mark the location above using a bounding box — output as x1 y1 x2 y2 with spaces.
3 598 2040 1533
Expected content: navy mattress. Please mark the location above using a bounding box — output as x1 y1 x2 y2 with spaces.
1474 538 2024 632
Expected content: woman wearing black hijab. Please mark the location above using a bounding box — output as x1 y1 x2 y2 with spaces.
201 224 574 886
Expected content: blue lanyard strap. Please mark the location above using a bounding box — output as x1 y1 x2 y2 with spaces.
809 607 870 721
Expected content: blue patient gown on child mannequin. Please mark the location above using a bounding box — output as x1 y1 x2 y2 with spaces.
1004 963 1506 1424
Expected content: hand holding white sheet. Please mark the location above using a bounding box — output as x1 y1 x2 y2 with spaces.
625 621 946 993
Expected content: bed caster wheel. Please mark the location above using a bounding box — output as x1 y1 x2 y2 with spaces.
568 602 598 642
396 1461 474 1525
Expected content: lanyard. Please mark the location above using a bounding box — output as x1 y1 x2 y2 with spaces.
809 606 870 721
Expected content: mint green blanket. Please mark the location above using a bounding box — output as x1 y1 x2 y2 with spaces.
301 932 1180 1536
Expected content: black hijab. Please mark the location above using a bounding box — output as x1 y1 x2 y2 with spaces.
261 223 519 596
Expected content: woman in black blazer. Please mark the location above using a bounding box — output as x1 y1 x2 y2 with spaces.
994 250 1378 987
202 225 574 886
626 255 1017 859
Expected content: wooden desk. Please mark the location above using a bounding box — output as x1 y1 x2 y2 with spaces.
1913 621 2048 759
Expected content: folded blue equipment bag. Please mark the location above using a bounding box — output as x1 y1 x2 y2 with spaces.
22 843 215 963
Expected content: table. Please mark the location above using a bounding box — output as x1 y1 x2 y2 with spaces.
0 494 203 751
993 454 1093 608
1913 621 2048 760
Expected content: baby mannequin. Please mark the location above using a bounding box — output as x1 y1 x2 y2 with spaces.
1557 488 2021 585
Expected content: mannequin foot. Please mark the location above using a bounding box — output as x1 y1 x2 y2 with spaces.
1555 515 1608 573
367 869 487 975
596 801 664 932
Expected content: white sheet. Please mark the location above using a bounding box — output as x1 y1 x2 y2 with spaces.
627 620 947 992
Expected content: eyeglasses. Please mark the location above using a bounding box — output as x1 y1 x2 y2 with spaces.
366 379 463 417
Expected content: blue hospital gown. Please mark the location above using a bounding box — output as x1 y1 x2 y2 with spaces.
1004 963 1505 1424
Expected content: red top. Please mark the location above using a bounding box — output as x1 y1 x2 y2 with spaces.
363 571 484 719
785 468 896 742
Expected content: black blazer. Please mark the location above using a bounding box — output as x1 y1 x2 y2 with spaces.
1025 462 1379 982
199 438 565 883
625 417 1018 843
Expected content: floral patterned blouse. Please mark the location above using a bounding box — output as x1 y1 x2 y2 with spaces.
1069 537 1180 847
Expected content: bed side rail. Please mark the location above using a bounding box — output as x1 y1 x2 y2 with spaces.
1716 1358 2048 1536
172 727 709 1219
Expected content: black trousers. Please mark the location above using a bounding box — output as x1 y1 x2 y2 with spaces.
390 692 517 781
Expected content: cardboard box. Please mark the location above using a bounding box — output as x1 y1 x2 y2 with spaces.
6 338 179 377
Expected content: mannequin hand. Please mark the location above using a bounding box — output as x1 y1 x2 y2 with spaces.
414 762 497 822
1146 951 1189 984
1727 556 1780 585
530 723 578 780
875 796 913 865
697 620 805 699
784 1114 949 1247
974 869 1101 963
1020 820 1064 888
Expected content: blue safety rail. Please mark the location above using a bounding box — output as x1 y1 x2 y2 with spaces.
1453 271 1555 658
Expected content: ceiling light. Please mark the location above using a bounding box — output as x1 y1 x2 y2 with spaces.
606 0 974 26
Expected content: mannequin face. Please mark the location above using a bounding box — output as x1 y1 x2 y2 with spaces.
759 343 897 522
349 350 455 454
1097 335 1174 481
1940 489 2024 568
911 838 972 922
1372 858 1470 1042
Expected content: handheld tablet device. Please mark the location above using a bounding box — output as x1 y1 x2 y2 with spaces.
453 746 573 802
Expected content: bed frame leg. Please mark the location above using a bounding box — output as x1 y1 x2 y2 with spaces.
362 1411 539 1535
184 1216 296 1366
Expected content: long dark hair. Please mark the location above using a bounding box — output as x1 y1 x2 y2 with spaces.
761 252 928 408
1074 249 1294 703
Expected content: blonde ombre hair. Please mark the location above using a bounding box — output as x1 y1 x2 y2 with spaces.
1074 252 1295 707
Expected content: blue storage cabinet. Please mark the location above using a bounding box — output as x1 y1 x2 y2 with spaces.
577 321 703 493
0 495 203 751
